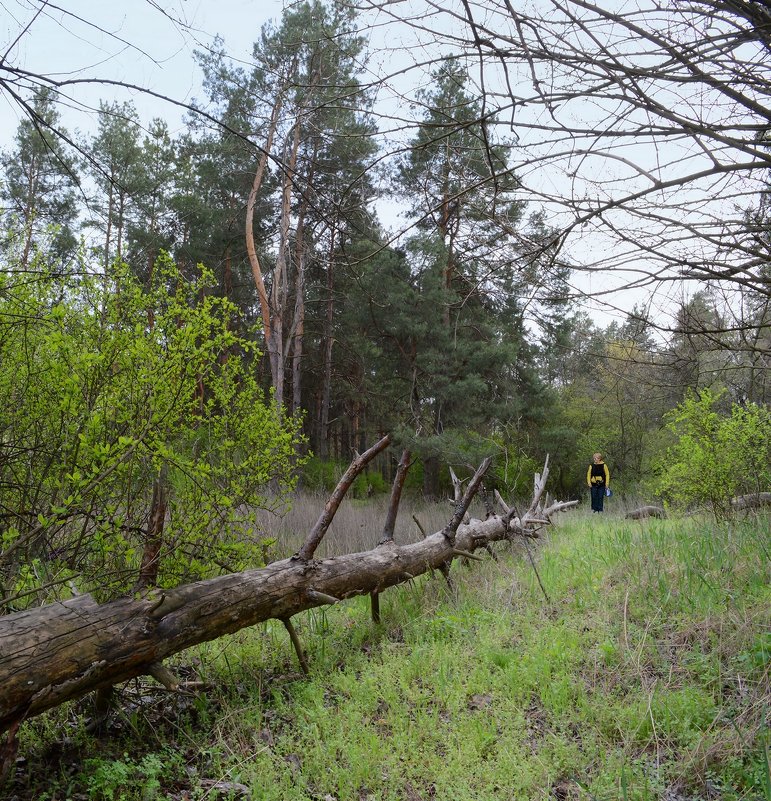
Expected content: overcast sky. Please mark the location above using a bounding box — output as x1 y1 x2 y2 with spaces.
0 0 287 142
0 0 672 329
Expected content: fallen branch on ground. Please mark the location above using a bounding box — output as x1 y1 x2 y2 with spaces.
626 506 667 520
0 444 576 777
731 492 771 511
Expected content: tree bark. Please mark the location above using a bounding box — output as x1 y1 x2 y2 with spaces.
245 100 281 373
291 212 306 418
423 455 440 501
318 227 336 459
136 464 169 589
625 505 667 520
381 449 411 543
0 507 565 735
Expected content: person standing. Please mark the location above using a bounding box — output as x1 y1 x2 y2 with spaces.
587 452 610 513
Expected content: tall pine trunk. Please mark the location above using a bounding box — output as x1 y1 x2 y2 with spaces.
245 100 282 393
104 174 114 272
291 215 306 418
319 227 336 459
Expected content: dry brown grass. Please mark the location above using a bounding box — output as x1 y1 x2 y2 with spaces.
254 491 489 560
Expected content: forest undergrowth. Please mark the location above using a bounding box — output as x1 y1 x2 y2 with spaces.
8 505 770 801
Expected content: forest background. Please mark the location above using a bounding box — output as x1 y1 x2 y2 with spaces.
0 2 770 798
0 0 769 609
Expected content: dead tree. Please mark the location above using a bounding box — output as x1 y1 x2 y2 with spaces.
0 440 575 776
732 492 771 511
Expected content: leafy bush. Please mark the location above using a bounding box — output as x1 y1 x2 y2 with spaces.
0 252 306 606
300 457 345 492
655 389 771 517
300 455 392 498
352 470 389 498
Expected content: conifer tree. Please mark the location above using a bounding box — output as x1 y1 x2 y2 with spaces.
395 60 542 496
196 1 377 426
82 101 142 271
0 89 79 269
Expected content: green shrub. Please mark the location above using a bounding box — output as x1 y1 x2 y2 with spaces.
0 254 305 604
300 457 344 492
352 470 389 498
301 458 389 497
655 389 771 518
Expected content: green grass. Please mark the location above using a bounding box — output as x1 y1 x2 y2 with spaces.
10 511 771 800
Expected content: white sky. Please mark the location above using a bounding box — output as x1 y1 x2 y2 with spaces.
0 0 689 331
0 0 287 140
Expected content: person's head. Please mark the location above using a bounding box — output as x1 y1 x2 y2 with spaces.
593 452 602 463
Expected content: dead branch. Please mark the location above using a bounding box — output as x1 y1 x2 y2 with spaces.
296 434 391 562
626 506 668 520
731 492 771 511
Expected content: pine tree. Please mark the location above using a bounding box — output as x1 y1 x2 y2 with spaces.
124 119 179 286
82 101 142 271
196 1 378 425
395 60 540 496
0 89 80 269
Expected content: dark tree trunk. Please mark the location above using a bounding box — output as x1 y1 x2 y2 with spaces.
136 465 169 590
318 229 336 459
423 455 441 500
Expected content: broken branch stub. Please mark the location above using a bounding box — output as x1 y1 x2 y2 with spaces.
295 434 391 562
381 448 411 544
373 448 413 622
441 457 492 545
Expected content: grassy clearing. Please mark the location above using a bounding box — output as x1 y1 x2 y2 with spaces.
10 509 771 801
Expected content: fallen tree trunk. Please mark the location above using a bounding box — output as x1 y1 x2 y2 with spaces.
0 514 546 733
0 445 576 773
626 505 667 520
625 494 770 519
731 492 771 511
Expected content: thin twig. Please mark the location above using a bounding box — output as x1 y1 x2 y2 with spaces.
522 536 550 604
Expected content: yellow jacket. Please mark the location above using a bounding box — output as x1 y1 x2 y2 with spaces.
587 461 610 487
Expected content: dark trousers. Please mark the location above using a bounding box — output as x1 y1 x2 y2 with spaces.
590 485 605 512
